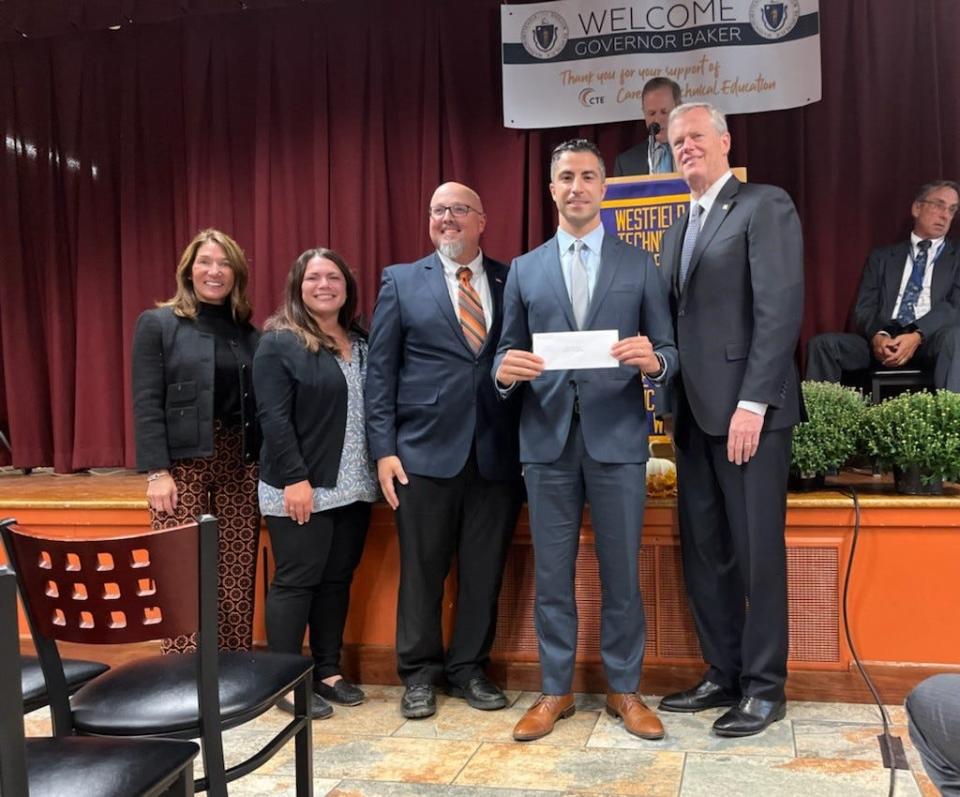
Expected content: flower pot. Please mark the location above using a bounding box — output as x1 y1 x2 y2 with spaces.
788 471 826 492
893 465 944 496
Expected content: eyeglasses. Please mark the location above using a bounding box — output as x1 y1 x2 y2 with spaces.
428 204 481 219
918 199 959 216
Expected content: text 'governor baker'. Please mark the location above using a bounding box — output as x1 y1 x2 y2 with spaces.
365 182 523 721
495 139 677 743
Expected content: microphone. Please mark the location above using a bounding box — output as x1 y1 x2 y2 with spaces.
647 122 662 171
647 121 661 139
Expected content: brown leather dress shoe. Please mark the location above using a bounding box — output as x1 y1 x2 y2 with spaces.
513 694 576 741
606 693 665 740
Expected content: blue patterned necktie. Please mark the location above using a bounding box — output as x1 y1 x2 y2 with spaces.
895 239 932 325
651 143 672 173
678 202 701 289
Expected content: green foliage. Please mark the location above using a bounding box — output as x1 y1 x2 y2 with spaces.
863 390 960 483
791 381 869 476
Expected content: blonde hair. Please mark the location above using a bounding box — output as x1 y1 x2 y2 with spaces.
159 228 253 323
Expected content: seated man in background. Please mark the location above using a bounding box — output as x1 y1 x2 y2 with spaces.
613 77 682 177
806 180 960 390
906 674 960 795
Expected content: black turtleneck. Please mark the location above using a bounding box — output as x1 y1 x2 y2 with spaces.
195 301 249 426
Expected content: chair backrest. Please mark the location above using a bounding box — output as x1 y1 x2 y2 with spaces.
0 517 215 645
1 516 221 736
0 567 30 795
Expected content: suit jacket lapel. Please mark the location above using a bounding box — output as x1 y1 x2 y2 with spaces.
585 235 622 329
422 253 468 347
681 176 740 295
543 238 578 330
930 240 956 305
482 257 507 353
882 242 910 317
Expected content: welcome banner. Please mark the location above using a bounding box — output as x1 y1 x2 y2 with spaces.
501 0 821 128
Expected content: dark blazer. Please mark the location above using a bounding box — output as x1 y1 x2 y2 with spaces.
254 329 363 490
494 233 678 464
613 143 651 178
131 306 259 471
853 239 960 340
660 177 804 437
365 253 520 481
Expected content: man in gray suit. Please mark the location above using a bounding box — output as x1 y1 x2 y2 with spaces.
806 181 960 389
657 103 804 737
613 77 682 177
495 139 677 742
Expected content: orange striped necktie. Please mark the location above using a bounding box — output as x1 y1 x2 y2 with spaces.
456 266 486 353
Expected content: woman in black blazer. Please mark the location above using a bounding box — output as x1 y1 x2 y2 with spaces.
131 228 261 653
254 248 377 718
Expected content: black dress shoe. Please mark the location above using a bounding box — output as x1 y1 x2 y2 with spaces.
446 676 508 711
315 678 365 706
277 692 333 720
401 684 437 719
712 696 786 737
659 680 741 713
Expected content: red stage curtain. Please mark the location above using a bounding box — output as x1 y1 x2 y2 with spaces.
0 0 958 470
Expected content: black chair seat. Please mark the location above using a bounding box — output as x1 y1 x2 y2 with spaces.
71 650 313 735
25 737 199 797
21 655 110 712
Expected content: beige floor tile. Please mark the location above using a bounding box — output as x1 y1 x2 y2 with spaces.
394 701 598 746
328 782 567 796
793 720 910 762
455 741 683 795
269 733 479 783
226 774 341 795
589 709 794 755
680 754 920 797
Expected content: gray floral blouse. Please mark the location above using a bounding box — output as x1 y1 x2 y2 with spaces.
259 336 379 516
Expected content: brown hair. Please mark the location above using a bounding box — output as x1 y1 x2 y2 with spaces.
264 248 364 354
159 228 253 323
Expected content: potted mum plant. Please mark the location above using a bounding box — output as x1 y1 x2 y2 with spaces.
863 390 960 494
790 381 869 490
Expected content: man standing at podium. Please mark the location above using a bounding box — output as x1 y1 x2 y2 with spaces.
613 77 682 177
658 103 804 737
806 181 960 390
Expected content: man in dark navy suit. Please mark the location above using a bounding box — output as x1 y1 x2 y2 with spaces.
807 181 960 390
366 182 522 720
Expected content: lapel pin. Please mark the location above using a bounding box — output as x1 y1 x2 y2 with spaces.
721 203 729 211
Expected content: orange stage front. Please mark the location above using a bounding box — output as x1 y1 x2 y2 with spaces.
2 472 958 699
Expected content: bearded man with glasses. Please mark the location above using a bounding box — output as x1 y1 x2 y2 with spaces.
366 182 523 720
807 180 960 391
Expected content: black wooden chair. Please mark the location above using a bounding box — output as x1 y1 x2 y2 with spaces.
869 366 934 404
0 566 200 797
0 515 315 797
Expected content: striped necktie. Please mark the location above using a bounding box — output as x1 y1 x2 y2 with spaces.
456 267 486 353
678 202 701 289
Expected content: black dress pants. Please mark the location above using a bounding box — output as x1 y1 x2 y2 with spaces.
394 451 522 687
265 501 371 679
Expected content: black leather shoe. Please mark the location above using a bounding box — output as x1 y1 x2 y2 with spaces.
277 692 333 720
659 680 741 713
315 678 365 706
712 696 786 737
446 676 508 711
401 684 437 719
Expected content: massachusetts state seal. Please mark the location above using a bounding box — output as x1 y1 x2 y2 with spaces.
749 0 800 40
520 11 569 60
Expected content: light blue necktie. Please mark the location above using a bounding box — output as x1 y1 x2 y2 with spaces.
678 202 701 288
651 143 672 173
570 240 589 329
895 239 932 325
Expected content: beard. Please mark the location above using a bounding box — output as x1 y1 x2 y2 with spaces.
438 239 465 260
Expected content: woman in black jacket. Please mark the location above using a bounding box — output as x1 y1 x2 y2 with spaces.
131 228 261 653
255 248 377 718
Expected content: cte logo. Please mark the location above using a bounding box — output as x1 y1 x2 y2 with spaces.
579 88 605 107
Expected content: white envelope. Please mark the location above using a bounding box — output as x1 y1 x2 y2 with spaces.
532 329 619 371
